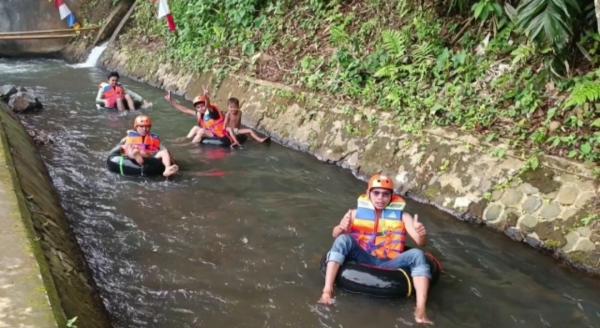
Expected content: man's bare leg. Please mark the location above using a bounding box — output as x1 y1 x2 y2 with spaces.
186 126 199 139
127 148 144 166
191 129 208 144
413 276 433 325
124 94 136 110
318 261 341 305
156 150 178 177
116 98 126 112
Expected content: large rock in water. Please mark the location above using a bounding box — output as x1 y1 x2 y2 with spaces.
0 84 17 101
7 89 43 113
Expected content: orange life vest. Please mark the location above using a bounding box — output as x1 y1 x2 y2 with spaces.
99 82 125 101
123 130 161 153
197 105 226 138
350 194 407 260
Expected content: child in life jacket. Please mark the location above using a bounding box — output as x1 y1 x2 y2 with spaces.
318 174 434 325
223 97 270 148
165 89 227 143
121 115 179 177
96 71 136 112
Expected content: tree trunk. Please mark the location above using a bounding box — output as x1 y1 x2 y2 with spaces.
596 0 600 34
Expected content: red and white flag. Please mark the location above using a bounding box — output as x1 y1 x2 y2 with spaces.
156 0 177 32
54 0 78 28
54 0 72 20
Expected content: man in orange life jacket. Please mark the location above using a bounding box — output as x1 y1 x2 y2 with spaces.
121 115 179 177
318 174 434 325
165 88 226 144
96 71 136 112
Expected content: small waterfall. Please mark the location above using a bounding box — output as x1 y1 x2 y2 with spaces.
70 43 108 68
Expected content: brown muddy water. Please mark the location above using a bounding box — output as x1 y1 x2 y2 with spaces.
1 59 599 328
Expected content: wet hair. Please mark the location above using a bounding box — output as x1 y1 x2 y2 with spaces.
108 71 120 80
228 97 240 108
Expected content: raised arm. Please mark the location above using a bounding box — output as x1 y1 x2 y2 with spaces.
332 209 354 238
404 212 427 247
164 92 196 116
203 86 211 108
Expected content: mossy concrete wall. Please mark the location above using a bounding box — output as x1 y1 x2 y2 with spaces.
0 107 57 328
0 103 112 327
100 43 599 275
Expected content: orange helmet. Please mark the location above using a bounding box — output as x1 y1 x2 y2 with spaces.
367 174 394 192
133 115 152 128
193 95 209 106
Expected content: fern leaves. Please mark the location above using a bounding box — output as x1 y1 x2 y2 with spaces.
381 30 407 59
565 80 600 107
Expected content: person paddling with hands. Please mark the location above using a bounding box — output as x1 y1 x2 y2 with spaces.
318 174 434 325
164 88 227 144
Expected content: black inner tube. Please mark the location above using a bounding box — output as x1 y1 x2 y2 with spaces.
319 250 442 298
200 134 247 147
106 144 165 176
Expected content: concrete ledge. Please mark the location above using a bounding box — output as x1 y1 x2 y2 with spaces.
0 104 111 327
0 105 57 328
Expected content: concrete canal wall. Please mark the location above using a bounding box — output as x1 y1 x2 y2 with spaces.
100 43 599 275
0 103 111 327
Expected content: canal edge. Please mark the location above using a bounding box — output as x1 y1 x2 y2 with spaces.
0 104 112 327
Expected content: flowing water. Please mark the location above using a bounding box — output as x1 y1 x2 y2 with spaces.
1 59 599 328
69 42 108 68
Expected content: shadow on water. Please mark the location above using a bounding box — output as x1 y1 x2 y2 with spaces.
1 58 599 328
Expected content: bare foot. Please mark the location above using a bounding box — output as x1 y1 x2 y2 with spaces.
141 101 153 109
415 308 434 325
317 289 334 305
163 164 179 177
260 136 271 144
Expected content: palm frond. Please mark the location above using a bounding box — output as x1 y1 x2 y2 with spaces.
515 0 581 51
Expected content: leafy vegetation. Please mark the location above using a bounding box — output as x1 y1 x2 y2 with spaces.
121 0 599 163
580 214 599 226
66 317 78 328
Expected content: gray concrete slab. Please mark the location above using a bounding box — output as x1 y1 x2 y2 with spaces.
0 127 57 328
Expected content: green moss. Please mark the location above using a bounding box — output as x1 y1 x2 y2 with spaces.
519 167 560 193
544 239 564 250
423 183 442 200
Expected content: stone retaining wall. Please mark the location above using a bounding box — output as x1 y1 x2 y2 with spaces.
0 103 112 327
100 43 599 275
